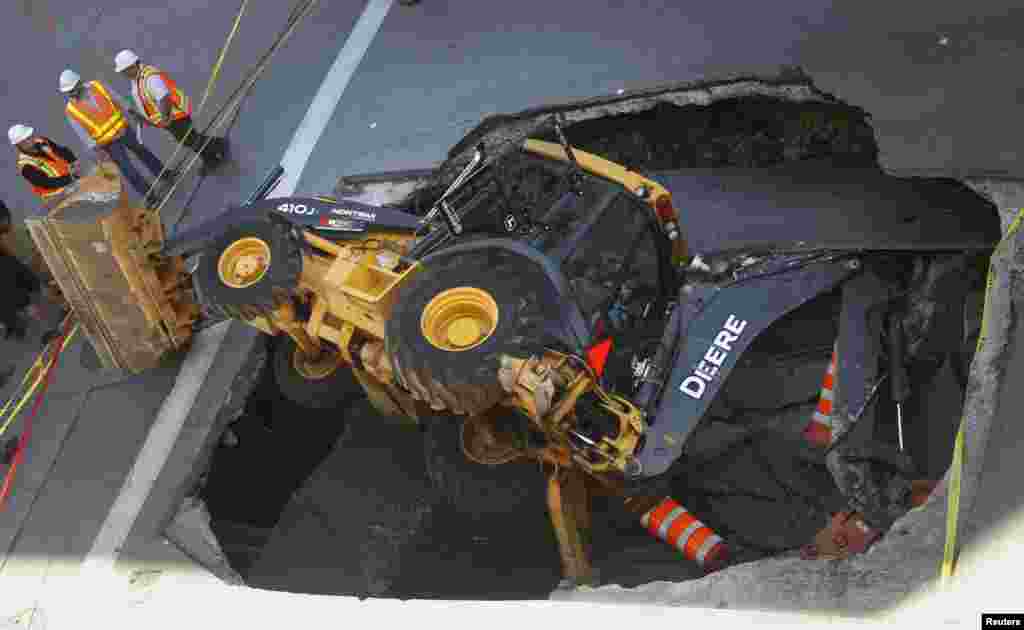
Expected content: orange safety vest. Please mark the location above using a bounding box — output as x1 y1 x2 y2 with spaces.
65 80 127 146
16 142 73 200
136 64 192 127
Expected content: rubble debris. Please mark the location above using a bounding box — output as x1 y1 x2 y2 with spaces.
401 72 881 212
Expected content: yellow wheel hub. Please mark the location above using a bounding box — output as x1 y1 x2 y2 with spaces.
421 287 499 352
218 237 271 289
292 347 342 380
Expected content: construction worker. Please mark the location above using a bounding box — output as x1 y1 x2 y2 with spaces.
8 124 82 210
0 227 43 341
0 199 66 322
59 69 175 206
114 50 229 174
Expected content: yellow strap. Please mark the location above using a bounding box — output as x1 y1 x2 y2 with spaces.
17 155 52 175
0 316 73 422
0 322 79 438
941 207 1024 584
194 3 246 122
145 0 247 208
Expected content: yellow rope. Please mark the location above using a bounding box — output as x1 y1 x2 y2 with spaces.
194 0 249 121
0 322 79 438
144 0 249 208
941 207 1024 584
152 0 321 216
0 314 75 426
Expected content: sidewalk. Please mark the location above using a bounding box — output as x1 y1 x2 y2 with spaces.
0 317 262 607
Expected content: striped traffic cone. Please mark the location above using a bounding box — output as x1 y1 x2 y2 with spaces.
803 343 837 447
639 497 728 573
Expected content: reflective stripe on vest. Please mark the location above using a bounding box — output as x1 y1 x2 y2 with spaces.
137 65 192 127
66 81 127 146
17 144 72 200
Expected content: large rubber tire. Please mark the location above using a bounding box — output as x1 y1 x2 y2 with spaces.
385 247 559 416
271 335 364 410
421 410 548 523
192 214 303 319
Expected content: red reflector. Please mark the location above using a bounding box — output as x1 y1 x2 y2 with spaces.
654 195 675 222
319 216 329 225
586 338 614 377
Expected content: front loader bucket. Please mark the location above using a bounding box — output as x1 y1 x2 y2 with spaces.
24 164 199 373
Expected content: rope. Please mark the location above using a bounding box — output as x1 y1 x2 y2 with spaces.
151 0 322 217
0 317 73 510
141 0 250 206
940 207 1024 584
0 315 78 438
167 87 249 237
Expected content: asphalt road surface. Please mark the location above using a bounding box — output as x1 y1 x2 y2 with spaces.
3 1 1022 225
1 0 1021 602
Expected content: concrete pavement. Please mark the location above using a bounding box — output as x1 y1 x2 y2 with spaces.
0 320 262 601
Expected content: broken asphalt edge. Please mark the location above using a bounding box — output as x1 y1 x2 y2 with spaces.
133 320 264 586
148 321 267 587
548 179 1024 619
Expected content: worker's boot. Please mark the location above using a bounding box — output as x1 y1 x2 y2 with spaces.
143 190 162 209
158 168 183 186
199 138 230 176
209 136 230 162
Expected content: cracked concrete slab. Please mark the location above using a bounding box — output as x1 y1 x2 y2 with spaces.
0 367 181 579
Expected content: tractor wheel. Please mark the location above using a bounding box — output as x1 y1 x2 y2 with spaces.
271 335 363 410
192 214 303 319
421 410 548 522
385 247 559 416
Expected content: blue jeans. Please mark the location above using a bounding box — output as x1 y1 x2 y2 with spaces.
103 129 166 199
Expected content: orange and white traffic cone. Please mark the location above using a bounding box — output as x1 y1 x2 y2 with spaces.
638 497 728 573
803 343 837 448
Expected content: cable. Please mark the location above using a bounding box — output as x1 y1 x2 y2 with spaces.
168 83 251 237
140 0 250 207
0 315 78 438
0 318 72 509
152 0 323 216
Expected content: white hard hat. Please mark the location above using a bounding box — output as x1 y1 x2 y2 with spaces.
8 124 33 146
59 69 81 93
114 49 140 73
